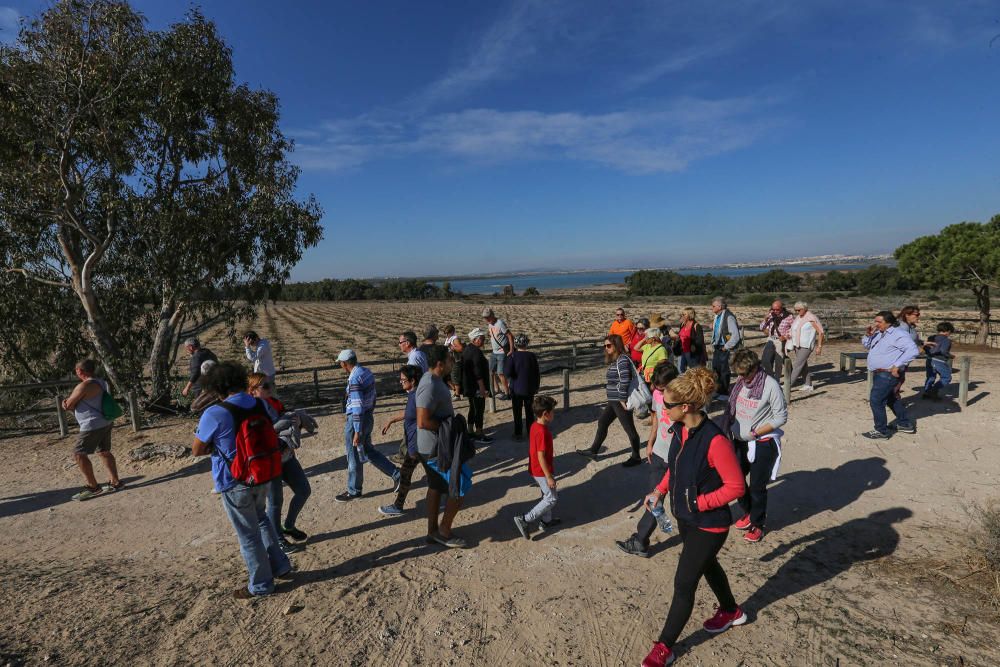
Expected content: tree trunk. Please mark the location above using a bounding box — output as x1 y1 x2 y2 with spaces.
148 296 185 398
974 284 991 346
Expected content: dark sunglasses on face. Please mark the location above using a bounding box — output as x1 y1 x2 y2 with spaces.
663 400 686 409
260 383 271 390
604 343 613 348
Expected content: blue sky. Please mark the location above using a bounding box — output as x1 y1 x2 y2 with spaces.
3 1 999 280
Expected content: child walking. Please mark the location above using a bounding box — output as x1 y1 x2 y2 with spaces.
922 322 954 400
513 395 560 540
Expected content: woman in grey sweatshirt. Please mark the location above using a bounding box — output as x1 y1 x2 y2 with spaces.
722 348 788 543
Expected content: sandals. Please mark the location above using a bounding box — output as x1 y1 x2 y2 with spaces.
72 486 106 501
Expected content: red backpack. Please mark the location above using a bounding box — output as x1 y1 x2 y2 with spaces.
219 399 282 486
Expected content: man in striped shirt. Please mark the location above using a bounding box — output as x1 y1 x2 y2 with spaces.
336 349 400 502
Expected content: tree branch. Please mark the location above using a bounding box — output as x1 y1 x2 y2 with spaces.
4 268 73 288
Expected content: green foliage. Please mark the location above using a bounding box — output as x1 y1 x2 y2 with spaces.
522 287 540 296
0 1 322 390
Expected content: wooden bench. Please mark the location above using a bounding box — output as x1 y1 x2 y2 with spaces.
839 351 868 373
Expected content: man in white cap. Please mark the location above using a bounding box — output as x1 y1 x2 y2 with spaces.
462 328 492 442
335 349 400 502
481 307 513 400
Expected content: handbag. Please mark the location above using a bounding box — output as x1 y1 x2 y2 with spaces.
625 358 652 417
101 389 125 421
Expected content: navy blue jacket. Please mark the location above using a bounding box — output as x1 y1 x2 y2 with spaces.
504 350 540 396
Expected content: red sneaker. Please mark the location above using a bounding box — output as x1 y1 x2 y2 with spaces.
641 642 674 667
744 526 764 543
703 605 747 634
734 514 752 530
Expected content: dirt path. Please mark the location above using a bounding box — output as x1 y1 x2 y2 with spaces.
2 340 999 666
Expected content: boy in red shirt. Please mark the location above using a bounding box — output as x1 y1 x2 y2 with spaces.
514 395 559 540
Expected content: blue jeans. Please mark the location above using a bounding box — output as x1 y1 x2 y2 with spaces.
344 413 399 495
924 358 952 391
266 455 312 534
221 483 291 595
869 371 912 435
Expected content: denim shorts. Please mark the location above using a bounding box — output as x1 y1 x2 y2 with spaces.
489 352 506 374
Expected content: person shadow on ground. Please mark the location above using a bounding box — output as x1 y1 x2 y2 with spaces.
675 507 912 657
765 457 890 531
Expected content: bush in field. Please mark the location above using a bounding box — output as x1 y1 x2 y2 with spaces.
522 287 540 296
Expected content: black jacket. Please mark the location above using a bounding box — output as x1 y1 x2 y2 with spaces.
461 344 490 397
666 414 731 530
436 414 476 497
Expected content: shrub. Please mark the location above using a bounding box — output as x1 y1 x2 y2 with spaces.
522 287 540 296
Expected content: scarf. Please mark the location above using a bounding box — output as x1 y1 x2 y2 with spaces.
765 309 789 337
727 367 767 422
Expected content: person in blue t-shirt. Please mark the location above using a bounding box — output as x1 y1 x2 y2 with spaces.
377 364 424 517
191 361 291 599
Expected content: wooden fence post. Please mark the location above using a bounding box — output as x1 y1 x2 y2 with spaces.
958 356 971 407
782 356 792 405
562 369 570 410
128 391 142 432
312 369 320 402
55 395 68 437
571 344 578 371
490 392 497 414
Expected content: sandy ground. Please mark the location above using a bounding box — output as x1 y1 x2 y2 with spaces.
2 307 1000 666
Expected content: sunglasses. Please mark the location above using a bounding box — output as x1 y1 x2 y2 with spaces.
663 400 686 409
604 343 614 348
636 326 646 331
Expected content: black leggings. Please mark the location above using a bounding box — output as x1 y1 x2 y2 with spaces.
659 522 737 647
588 401 641 457
635 452 669 547
511 393 535 437
466 395 486 433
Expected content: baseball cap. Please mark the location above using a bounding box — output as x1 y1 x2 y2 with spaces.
469 327 486 341
336 349 357 363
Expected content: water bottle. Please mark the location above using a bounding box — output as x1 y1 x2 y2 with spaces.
355 443 369 464
650 504 673 534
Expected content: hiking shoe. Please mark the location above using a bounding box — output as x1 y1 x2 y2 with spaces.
895 423 916 434
734 514 752 530
282 526 308 541
538 518 562 532
278 538 302 554
703 605 747 633
431 533 469 549
862 430 890 440
615 536 650 558
392 475 402 493
335 492 362 502
475 434 494 444
576 449 599 462
233 587 256 600
378 504 405 517
513 515 532 541
72 486 105 501
622 456 642 468
641 641 675 667
744 526 764 543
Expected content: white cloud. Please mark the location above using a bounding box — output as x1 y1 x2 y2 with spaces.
0 6 20 44
291 94 785 174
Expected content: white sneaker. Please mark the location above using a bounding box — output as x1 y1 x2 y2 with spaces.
794 384 815 392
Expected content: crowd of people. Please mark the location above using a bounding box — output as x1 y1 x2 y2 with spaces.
59 299 959 665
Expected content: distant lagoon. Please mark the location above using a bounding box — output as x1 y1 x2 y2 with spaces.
436 264 885 295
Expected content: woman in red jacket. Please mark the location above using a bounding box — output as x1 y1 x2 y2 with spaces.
640 367 747 667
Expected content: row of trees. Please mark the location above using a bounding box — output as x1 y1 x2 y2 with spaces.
277 279 449 301
0 1 322 395
625 265 913 298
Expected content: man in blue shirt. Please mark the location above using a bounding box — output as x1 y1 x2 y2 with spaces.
861 311 920 439
191 361 290 599
335 349 400 502
710 297 742 397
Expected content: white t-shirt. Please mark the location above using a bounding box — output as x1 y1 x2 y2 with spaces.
489 319 509 354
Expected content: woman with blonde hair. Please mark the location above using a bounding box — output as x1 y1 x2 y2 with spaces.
669 308 707 372
640 367 747 667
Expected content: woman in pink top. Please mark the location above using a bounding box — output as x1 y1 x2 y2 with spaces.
787 301 824 392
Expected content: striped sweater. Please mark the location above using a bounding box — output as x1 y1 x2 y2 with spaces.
605 354 633 401
345 365 376 432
